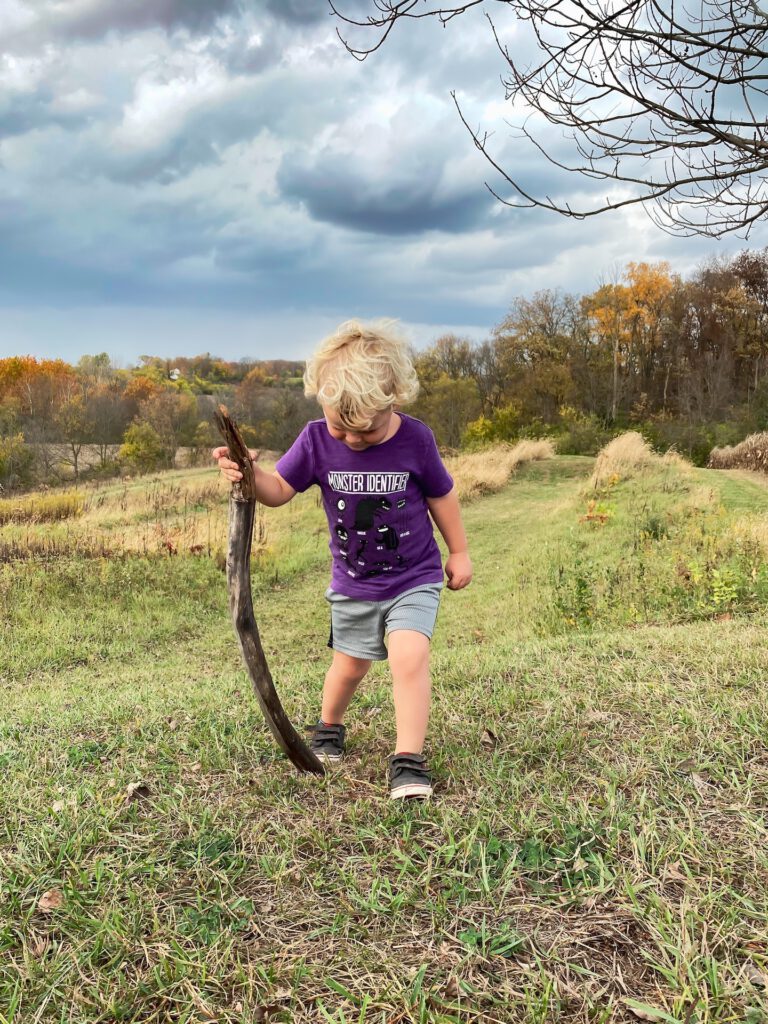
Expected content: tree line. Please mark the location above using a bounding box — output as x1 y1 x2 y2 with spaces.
410 252 768 464
0 353 311 490
2 250 767 490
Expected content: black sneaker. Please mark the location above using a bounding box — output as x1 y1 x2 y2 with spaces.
309 721 346 764
389 753 433 800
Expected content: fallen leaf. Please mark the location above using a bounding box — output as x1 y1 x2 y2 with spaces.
443 977 460 998
480 728 497 750
663 861 687 882
690 773 712 797
37 890 63 913
585 710 612 722
745 964 768 988
125 782 150 802
254 1005 281 1022
28 933 49 957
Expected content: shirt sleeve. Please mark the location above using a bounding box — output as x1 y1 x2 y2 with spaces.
419 425 454 498
275 424 317 493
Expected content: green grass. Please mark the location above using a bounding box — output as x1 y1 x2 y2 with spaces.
2 458 768 1022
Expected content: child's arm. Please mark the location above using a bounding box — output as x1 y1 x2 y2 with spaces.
212 447 296 507
426 487 473 591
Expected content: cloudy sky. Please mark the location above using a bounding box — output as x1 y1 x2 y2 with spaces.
1 0 766 364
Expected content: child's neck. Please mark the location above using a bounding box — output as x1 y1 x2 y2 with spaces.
381 412 401 444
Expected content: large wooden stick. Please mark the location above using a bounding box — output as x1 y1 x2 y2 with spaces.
214 407 325 776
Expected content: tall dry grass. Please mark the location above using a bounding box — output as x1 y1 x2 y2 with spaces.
708 432 768 472
586 431 692 491
588 432 654 490
446 439 555 502
0 490 84 525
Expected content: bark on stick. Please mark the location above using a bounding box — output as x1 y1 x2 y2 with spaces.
214 406 325 775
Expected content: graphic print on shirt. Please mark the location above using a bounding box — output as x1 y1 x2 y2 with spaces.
329 472 410 579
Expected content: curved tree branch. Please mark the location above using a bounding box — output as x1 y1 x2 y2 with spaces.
214 407 325 776
332 0 768 237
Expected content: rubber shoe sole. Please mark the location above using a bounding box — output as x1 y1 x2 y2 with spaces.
308 722 346 765
388 753 433 800
390 781 433 800
316 750 344 765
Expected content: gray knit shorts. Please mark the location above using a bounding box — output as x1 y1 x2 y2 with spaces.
325 583 443 661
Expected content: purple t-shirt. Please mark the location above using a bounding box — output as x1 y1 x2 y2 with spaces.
276 413 454 600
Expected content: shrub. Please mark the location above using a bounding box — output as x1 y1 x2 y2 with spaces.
119 422 166 474
87 458 122 481
462 404 523 448
639 417 742 467
0 433 35 491
553 407 614 455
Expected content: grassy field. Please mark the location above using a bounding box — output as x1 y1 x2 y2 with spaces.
2 452 768 1023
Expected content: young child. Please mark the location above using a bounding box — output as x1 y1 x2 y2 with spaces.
213 320 472 800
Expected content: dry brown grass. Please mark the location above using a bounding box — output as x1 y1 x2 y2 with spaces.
0 489 84 525
446 439 555 502
587 431 693 491
709 432 768 472
587 432 654 491
729 515 768 556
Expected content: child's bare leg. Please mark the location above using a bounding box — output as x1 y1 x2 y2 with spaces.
321 650 371 724
387 630 431 753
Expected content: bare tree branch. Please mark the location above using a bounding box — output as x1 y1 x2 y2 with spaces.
332 0 768 236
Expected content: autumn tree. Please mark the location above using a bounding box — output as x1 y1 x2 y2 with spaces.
0 434 34 491
493 290 580 422
732 249 768 406
56 394 92 481
86 383 132 468
135 390 199 468
410 373 482 447
119 422 166 474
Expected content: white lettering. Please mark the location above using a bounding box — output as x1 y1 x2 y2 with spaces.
327 470 409 493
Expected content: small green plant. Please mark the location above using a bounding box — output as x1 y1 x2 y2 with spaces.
458 918 527 958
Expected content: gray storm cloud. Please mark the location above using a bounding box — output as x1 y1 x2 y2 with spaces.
0 0 762 360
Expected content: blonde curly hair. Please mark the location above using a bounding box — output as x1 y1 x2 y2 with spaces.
304 319 420 431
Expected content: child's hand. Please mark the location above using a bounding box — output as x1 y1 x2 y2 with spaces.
445 551 473 591
211 446 259 483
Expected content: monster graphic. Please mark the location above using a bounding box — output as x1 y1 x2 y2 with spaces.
376 523 399 550
353 496 391 530
331 493 409 579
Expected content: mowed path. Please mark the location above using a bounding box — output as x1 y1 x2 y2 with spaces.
3 457 768 1023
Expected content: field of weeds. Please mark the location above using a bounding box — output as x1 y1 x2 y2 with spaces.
3 441 768 1023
